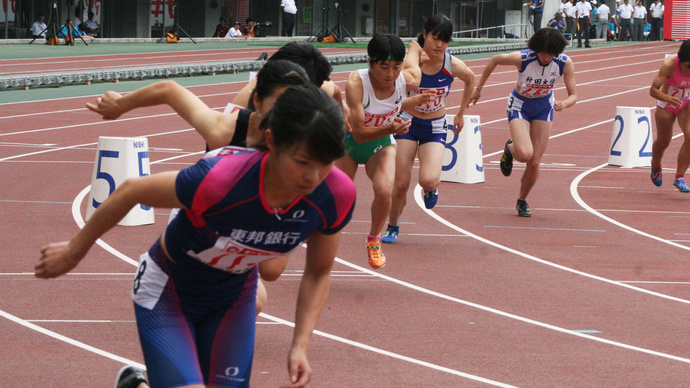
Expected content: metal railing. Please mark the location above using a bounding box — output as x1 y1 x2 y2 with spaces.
453 24 532 40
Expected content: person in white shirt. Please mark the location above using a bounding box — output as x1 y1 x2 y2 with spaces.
224 22 244 38
596 1 611 40
575 0 592 48
281 0 297 37
632 0 647 41
564 0 576 35
618 0 634 40
30 13 47 38
649 0 664 41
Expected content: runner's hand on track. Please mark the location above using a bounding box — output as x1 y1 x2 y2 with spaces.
86 91 125 120
35 241 83 279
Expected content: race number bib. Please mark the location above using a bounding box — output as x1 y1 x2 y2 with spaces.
187 236 289 274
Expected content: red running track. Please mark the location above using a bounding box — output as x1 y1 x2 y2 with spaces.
1 41 690 387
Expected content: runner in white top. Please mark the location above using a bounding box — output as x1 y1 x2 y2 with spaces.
469 28 578 217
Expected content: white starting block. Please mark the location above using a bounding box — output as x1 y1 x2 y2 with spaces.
441 115 485 184
86 137 155 226
608 106 653 168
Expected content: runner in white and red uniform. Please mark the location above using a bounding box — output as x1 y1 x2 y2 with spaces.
36 85 355 388
470 28 578 217
650 39 690 192
337 33 422 269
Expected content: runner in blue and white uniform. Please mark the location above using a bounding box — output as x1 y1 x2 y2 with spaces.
336 33 422 269
36 85 355 388
383 14 476 244
470 28 577 217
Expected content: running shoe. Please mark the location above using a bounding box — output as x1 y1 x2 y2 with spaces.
516 199 532 217
366 239 386 269
651 166 663 187
673 177 690 193
115 365 147 388
500 139 514 177
423 188 439 209
381 225 399 244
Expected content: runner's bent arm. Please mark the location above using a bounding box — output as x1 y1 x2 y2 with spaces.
35 172 183 279
649 58 681 108
346 72 410 143
555 58 578 111
402 40 423 92
87 81 237 150
451 57 477 133
284 231 341 387
470 51 522 105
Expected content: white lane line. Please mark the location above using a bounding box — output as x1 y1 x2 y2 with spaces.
260 313 517 388
409 185 690 363
570 162 690 252
0 309 146 370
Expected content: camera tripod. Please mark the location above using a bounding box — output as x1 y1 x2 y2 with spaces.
327 2 355 43
308 0 331 42
29 1 88 45
157 0 197 44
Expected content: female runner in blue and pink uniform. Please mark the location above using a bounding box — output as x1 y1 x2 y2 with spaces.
383 14 475 244
35 85 356 388
470 27 577 217
650 39 690 192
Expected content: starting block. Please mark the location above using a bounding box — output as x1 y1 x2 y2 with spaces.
86 137 154 226
441 115 485 184
608 106 653 168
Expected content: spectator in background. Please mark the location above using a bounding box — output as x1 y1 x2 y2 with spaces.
575 0 592 48
30 12 47 39
59 18 96 42
632 0 647 41
649 0 664 41
618 0 634 40
525 0 545 34
547 13 565 32
596 0 610 40
83 12 100 37
564 0 576 35
281 0 297 37
225 21 244 38
213 17 229 37
244 18 257 37
73 7 82 28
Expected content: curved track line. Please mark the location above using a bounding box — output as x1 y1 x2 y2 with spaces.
414 183 690 307
571 162 690 252
0 305 145 369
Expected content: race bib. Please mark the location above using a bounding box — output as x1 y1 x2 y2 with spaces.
187 236 289 274
131 252 169 310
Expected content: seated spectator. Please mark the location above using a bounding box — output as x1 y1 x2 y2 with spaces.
547 12 565 32
59 18 96 42
213 17 229 37
30 12 47 39
82 12 100 37
244 18 257 38
224 21 244 38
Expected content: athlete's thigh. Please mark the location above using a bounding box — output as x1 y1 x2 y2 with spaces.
675 105 690 138
365 145 396 191
509 118 533 155
335 154 359 180
655 106 677 141
394 139 418 184
417 141 446 184
528 120 553 161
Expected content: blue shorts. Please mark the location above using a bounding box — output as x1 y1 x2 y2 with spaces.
506 90 555 122
395 111 447 145
132 238 258 388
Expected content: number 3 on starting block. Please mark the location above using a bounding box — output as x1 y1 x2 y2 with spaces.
441 115 485 184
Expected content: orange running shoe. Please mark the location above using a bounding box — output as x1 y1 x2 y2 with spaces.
366 239 386 269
